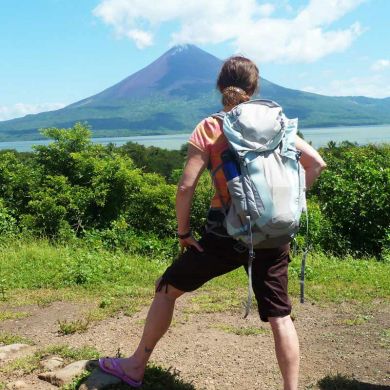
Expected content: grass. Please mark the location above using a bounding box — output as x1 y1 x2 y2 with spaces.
185 290 243 314
0 239 163 291
60 371 91 390
212 323 268 336
57 318 91 335
0 239 389 319
0 344 99 375
342 314 374 326
0 311 29 321
288 252 390 303
380 328 390 349
0 332 34 346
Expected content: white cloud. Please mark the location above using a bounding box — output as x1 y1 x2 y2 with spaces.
93 0 365 63
301 85 318 93
126 29 153 48
371 59 390 72
0 103 66 121
301 74 390 98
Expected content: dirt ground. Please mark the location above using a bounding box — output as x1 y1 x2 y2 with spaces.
0 292 389 390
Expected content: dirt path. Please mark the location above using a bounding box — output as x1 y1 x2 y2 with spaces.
1 293 389 389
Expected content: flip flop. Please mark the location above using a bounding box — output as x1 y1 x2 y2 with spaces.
98 357 143 388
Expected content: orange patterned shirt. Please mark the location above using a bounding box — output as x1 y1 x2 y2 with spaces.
188 117 231 208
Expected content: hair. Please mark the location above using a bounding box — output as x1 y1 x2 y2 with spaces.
216 56 259 108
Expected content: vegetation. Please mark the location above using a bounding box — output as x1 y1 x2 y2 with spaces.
311 141 390 257
0 123 388 310
0 345 99 375
118 141 187 181
1 123 388 258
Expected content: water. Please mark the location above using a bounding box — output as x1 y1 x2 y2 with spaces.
0 124 389 152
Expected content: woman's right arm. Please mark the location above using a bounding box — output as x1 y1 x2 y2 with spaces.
295 135 327 189
176 144 209 252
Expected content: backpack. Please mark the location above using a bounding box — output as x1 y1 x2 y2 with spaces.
212 99 307 316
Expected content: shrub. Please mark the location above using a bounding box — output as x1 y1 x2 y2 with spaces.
312 143 390 257
0 199 17 237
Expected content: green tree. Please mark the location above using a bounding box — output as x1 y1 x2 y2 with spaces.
312 143 390 257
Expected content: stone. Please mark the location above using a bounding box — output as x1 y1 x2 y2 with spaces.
40 356 64 371
6 380 28 390
78 368 122 390
0 344 31 362
38 360 97 387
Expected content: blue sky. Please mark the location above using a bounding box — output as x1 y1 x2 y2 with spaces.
1 0 389 120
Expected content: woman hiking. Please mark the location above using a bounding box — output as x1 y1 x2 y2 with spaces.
99 56 327 390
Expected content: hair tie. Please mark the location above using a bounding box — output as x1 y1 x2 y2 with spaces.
222 86 248 97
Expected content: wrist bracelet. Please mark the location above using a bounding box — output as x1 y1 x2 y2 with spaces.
177 231 191 239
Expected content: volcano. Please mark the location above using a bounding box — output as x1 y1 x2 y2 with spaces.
0 44 389 141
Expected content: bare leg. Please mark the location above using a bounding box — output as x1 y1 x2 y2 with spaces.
269 315 300 390
102 281 184 381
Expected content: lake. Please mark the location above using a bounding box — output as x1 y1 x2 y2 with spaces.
0 124 389 152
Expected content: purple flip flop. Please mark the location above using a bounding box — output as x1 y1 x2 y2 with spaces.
98 357 143 388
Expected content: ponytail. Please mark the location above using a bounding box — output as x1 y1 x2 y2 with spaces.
217 56 259 108
221 86 250 107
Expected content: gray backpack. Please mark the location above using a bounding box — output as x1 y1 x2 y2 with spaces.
212 99 307 316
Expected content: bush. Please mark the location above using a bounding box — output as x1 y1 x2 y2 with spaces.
0 199 17 237
312 143 390 257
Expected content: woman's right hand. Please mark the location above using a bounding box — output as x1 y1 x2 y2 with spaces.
179 236 204 253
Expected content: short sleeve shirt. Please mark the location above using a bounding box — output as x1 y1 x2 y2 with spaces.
188 117 230 208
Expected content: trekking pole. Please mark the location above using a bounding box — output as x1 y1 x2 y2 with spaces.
300 249 307 303
244 216 255 318
300 210 309 304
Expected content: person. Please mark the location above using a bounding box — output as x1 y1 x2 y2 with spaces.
99 56 327 390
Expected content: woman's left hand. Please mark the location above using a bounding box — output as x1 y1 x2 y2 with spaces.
179 236 204 253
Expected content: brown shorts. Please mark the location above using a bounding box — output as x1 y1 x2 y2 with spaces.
158 232 291 322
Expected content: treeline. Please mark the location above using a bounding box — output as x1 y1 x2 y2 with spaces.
0 123 388 260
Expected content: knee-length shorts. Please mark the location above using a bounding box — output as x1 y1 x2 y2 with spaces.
158 232 292 322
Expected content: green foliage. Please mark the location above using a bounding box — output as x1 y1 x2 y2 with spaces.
118 141 186 181
312 143 390 257
84 220 179 261
34 122 94 180
190 172 213 234
0 123 388 261
0 333 34 345
57 318 90 335
0 151 37 216
296 198 345 253
0 123 181 239
0 199 17 237
0 239 164 290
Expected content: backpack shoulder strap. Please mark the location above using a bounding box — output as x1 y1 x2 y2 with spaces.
211 111 226 121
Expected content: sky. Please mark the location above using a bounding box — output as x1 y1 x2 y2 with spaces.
0 0 389 121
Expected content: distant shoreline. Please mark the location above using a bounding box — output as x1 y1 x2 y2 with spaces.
0 123 389 152
0 122 389 144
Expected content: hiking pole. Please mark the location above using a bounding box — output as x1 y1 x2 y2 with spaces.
300 209 309 304
244 216 255 318
300 249 307 303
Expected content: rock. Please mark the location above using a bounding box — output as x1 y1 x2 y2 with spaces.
6 380 28 389
0 344 31 362
40 356 64 371
39 360 97 387
78 368 122 390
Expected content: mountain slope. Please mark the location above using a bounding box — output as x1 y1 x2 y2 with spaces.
0 44 389 141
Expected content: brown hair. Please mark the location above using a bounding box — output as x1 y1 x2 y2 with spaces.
216 56 259 108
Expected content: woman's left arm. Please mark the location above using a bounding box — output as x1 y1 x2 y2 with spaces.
176 144 209 252
296 135 327 189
